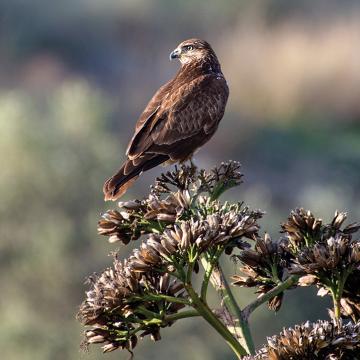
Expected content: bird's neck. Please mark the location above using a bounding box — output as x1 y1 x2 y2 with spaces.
178 56 222 80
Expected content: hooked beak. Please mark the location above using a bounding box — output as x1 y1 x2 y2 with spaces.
170 48 181 60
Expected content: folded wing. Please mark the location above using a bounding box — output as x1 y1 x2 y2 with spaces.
103 73 228 200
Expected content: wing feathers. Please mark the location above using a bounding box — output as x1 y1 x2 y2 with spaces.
103 154 169 201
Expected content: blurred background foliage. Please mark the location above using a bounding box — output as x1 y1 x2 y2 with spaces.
0 0 359 359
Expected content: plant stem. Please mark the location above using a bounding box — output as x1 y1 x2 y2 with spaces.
242 275 299 320
201 251 220 300
146 294 191 306
185 282 247 358
164 309 200 323
186 259 195 284
329 270 350 325
201 255 213 300
201 256 255 354
330 288 341 325
135 306 162 319
213 263 255 355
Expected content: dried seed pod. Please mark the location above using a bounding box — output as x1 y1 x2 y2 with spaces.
77 254 187 354
232 235 292 311
244 320 360 359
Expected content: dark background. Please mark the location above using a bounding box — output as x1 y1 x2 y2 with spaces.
1 1 359 359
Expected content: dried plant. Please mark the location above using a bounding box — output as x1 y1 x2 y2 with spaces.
232 234 291 312
283 210 360 324
245 320 360 360
77 257 186 353
77 162 360 359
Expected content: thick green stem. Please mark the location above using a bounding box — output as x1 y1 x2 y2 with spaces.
185 283 247 358
164 309 200 323
242 275 299 320
136 306 162 320
129 311 200 339
328 268 352 325
330 288 341 325
145 293 191 306
201 252 219 300
186 259 195 284
216 264 255 354
201 258 213 300
329 270 349 325
201 257 255 355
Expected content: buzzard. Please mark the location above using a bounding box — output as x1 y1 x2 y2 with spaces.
103 38 229 200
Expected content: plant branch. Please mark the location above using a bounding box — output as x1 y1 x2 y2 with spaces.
209 262 255 355
184 282 247 358
164 309 200 323
330 287 341 326
201 249 222 300
242 275 299 321
135 306 162 320
144 294 191 306
329 268 351 325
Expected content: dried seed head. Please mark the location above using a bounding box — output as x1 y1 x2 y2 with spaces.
282 209 360 255
232 235 292 311
291 235 360 278
245 320 360 359
281 208 323 253
77 254 186 354
151 164 198 195
97 209 143 245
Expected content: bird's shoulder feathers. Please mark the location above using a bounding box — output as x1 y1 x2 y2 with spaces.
127 73 228 159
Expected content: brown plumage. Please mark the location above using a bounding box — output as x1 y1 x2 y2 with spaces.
103 38 229 200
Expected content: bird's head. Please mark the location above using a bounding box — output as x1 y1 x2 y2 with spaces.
170 39 217 65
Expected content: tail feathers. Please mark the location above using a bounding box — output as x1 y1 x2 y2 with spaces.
103 154 169 201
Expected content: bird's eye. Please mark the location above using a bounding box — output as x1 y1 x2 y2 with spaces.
183 45 193 52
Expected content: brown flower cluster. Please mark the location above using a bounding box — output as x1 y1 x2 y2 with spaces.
283 210 360 320
77 255 186 353
197 160 243 196
127 209 260 275
281 208 323 253
98 162 262 253
151 160 243 196
97 203 146 244
80 162 264 354
97 161 248 246
232 234 291 311
293 235 360 278
144 190 192 223
245 320 360 360
151 163 198 195
232 209 360 316
84 162 360 358
97 189 193 246
282 209 359 254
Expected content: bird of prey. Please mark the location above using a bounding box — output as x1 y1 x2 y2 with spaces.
103 38 229 200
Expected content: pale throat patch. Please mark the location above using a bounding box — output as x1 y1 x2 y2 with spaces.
180 51 206 64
